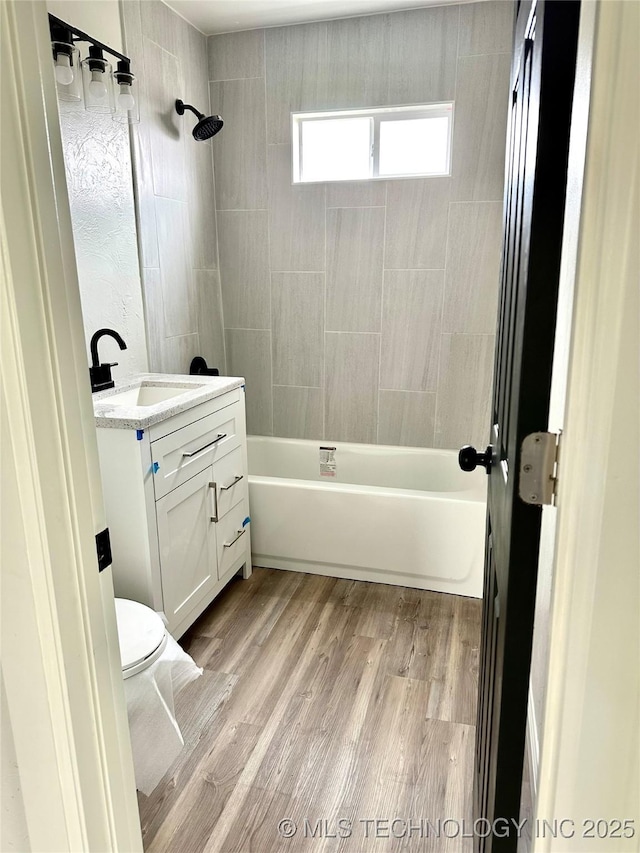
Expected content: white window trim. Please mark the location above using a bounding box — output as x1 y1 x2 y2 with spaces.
292 102 454 184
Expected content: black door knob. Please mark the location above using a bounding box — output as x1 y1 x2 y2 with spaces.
459 445 493 473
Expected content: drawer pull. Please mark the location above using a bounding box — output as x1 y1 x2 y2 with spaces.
209 481 219 523
182 433 227 458
220 474 243 492
223 528 246 548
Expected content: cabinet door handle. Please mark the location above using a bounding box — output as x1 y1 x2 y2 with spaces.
182 433 227 458
209 481 219 523
220 474 243 491
223 528 246 548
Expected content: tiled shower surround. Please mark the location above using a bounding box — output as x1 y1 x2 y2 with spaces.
124 0 513 450
122 1 227 376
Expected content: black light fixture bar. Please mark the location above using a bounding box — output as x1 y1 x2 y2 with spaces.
48 13 131 65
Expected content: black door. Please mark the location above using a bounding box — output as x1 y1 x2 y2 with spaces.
458 2 581 850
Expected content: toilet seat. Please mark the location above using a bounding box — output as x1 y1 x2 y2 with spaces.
115 598 167 679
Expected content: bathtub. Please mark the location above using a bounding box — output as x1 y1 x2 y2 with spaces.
247 437 487 598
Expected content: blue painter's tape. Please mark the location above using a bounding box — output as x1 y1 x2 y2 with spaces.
243 517 250 527
136 429 144 441
153 462 160 474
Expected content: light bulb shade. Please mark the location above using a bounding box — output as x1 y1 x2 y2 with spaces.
112 69 140 125
81 54 115 114
52 41 82 101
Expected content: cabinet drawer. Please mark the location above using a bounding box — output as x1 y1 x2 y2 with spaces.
212 446 247 521
152 403 242 500
216 501 250 578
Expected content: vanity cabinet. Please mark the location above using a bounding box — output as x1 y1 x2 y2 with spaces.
96 385 251 638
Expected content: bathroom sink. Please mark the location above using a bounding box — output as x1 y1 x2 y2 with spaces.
104 383 198 408
93 373 244 430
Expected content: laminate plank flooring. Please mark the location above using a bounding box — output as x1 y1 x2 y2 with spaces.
138 569 481 852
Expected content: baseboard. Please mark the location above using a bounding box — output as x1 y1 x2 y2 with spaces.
526 680 540 799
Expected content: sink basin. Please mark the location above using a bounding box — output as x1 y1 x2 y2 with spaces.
93 373 243 430
104 383 199 408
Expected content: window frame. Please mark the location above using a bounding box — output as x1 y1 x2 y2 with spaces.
291 102 454 184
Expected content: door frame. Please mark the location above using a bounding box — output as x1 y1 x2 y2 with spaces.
535 0 639 845
1 1 142 849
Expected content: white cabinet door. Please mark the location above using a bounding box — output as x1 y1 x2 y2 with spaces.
156 467 217 631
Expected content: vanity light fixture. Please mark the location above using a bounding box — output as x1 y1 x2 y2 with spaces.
50 21 82 101
82 45 115 113
113 59 140 125
49 14 140 123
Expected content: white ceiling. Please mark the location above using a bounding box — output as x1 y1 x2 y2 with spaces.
165 0 470 36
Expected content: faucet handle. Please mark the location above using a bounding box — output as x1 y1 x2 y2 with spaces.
90 362 119 393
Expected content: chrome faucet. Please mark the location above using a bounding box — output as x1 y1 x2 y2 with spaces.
90 328 127 393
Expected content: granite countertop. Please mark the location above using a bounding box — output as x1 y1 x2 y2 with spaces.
93 373 244 430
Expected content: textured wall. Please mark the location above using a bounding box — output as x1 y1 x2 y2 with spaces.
122 0 226 374
209 1 513 446
58 100 148 378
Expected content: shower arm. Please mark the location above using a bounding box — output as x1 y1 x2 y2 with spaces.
175 100 204 120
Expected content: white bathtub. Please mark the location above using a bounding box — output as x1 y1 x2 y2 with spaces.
247 437 487 598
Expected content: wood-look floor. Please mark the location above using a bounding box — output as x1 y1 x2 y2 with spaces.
138 569 481 853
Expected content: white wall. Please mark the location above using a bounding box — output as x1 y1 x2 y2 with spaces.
48 0 148 379
48 0 123 53
1 676 30 852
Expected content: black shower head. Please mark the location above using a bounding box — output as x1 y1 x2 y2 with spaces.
175 99 223 141
193 113 224 141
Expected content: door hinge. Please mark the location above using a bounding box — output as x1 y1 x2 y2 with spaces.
518 431 561 506
95 527 112 572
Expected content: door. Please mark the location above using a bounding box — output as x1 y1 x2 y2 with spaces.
156 467 218 631
458 2 581 849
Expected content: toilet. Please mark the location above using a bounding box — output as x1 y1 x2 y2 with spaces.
113 598 202 794
114 597 167 679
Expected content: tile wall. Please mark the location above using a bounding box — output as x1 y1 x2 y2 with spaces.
122 0 226 374
208 1 513 447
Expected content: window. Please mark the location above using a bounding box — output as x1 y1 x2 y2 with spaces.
292 103 453 184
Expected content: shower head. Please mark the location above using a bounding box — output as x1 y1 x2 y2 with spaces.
175 99 223 141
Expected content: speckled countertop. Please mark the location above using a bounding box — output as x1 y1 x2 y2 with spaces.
93 373 244 430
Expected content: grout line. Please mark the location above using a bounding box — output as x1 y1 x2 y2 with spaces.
429 1 461 448
458 51 513 60
322 179 327 440
205 76 228 375
324 330 382 336
273 384 323 390
152 193 190 204
225 326 272 332
449 199 504 206
216 209 268 213
379 388 438 395
208 76 264 84
325 205 387 210
382 267 446 273
376 181 388 445
441 333 497 338
262 31 275 437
